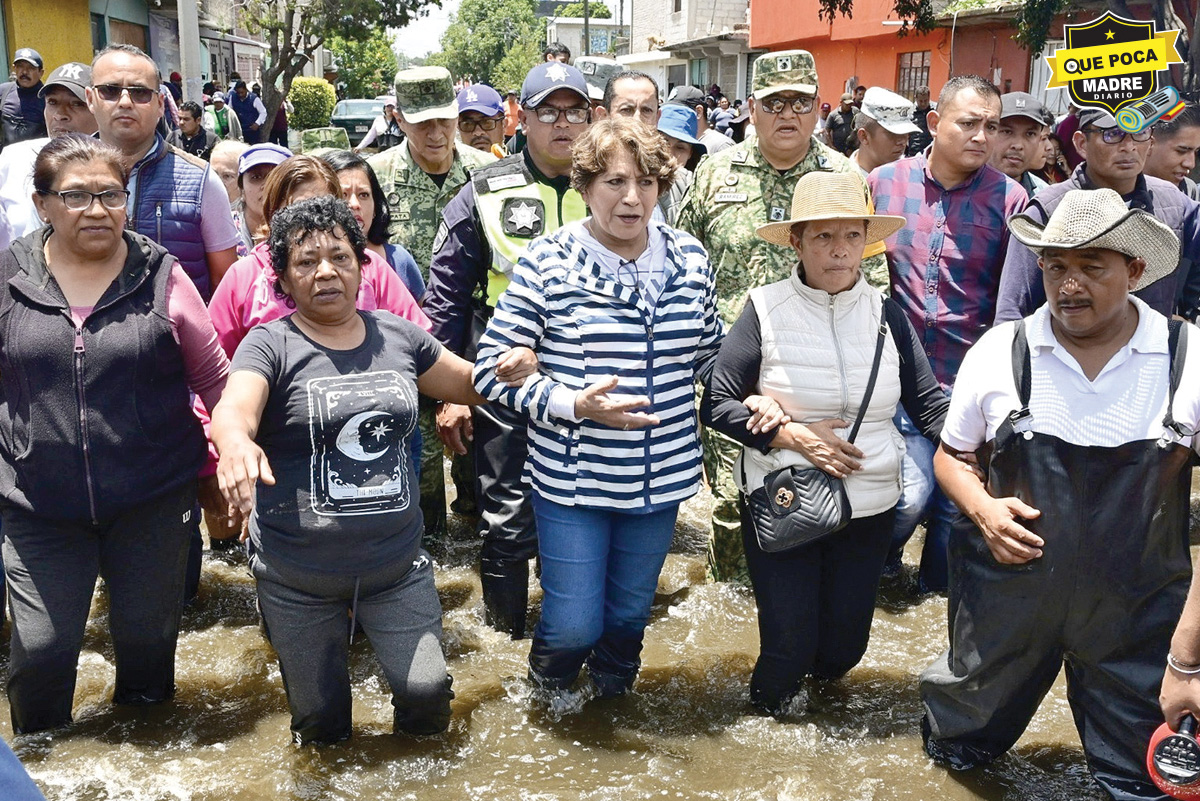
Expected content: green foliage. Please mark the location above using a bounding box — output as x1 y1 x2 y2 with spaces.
554 2 613 18
816 0 936 37
427 0 545 84
330 29 399 99
492 37 543 93
1014 0 1070 56
289 77 337 130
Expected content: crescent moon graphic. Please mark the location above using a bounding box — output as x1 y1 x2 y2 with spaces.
334 411 392 461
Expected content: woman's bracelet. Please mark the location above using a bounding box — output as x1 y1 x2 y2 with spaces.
1168 652 1200 675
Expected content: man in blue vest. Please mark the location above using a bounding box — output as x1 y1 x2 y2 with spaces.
424 61 592 638
229 81 266 145
87 44 242 598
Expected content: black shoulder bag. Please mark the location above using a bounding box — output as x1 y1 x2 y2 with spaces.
742 311 889 553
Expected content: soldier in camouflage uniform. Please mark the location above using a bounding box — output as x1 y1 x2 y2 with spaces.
677 50 884 583
367 67 496 549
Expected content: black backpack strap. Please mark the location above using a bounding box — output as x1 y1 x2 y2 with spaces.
1010 321 1032 410
847 296 888 444
1162 318 1188 434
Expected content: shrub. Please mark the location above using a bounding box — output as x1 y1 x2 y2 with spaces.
290 77 337 130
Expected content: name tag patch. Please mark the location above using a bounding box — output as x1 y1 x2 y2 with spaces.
715 191 748 204
487 173 528 193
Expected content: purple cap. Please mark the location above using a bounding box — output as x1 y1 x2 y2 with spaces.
238 143 292 175
520 62 589 107
457 84 504 117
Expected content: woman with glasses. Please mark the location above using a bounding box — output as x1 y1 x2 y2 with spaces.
0 135 229 733
473 118 730 699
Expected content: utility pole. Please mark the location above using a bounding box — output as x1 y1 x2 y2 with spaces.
584 0 590 56
177 0 204 103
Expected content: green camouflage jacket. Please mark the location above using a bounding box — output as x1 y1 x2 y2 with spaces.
676 134 886 324
368 141 496 278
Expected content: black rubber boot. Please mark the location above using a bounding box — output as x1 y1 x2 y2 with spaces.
480 558 529 639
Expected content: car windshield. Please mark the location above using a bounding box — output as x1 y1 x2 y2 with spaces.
335 100 385 116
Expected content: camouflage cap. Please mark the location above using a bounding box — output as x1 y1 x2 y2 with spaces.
394 66 457 124
751 50 818 100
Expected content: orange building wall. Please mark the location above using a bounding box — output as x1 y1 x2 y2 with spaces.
949 26 1034 93
750 0 952 96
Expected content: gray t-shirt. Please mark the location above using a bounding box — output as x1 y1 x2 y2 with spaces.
231 310 442 575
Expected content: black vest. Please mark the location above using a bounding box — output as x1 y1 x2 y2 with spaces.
0 229 206 522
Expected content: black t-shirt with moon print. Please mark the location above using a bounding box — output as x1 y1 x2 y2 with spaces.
231 310 442 575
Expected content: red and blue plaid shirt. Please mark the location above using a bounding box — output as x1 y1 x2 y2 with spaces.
869 153 1027 389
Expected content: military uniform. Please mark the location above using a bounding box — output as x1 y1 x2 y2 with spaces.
676 50 886 583
367 67 497 552
368 140 495 279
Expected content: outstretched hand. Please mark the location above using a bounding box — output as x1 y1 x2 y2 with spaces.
216 438 276 516
574 375 660 430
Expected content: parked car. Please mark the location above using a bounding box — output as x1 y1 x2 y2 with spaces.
330 99 385 146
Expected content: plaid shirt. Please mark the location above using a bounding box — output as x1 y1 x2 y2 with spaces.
869 153 1027 389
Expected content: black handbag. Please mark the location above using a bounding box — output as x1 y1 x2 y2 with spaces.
742 316 888 553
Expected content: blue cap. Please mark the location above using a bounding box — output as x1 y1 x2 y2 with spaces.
13 48 42 70
238 143 292 175
457 84 504 117
657 105 706 154
520 62 589 107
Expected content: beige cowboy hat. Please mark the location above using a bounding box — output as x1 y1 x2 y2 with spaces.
1008 188 1180 292
756 171 907 247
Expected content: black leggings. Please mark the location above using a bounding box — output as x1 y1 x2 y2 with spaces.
740 497 895 713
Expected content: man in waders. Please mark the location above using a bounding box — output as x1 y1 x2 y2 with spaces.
921 187 1200 800
422 61 592 638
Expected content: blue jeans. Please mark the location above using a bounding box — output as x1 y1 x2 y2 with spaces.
528 495 677 696
887 409 958 592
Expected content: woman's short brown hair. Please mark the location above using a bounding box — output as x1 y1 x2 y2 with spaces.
570 117 677 199
32 134 128 195
258 155 341 240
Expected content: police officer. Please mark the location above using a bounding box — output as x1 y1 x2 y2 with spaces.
368 67 496 549
423 61 592 637
676 50 876 582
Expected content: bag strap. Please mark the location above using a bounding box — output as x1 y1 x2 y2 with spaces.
846 298 889 444
1163 318 1188 433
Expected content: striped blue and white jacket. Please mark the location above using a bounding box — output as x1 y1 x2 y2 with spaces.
474 220 724 510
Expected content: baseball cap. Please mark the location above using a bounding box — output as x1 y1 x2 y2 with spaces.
39 62 90 102
238 143 292 175
667 85 705 107
520 61 589 107
381 95 396 108
840 92 854 104
212 91 226 104
13 48 42 70
657 105 706 155
821 102 831 111
1078 107 1119 129
575 56 622 102
170 71 182 83
752 50 819 99
394 66 458 123
860 87 919 135
457 84 504 117
1000 91 1046 124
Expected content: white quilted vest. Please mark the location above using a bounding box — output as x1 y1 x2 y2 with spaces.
737 271 905 518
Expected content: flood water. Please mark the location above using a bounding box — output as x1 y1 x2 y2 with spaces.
7 477 1161 801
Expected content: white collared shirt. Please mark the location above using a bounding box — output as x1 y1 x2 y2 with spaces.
943 296 1200 452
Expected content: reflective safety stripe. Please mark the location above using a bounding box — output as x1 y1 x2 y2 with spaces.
476 181 588 306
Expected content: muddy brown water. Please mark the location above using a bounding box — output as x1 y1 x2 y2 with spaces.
10 476 1186 801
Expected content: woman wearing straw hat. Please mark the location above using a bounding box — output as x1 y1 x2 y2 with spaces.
921 188 1200 800
701 171 949 716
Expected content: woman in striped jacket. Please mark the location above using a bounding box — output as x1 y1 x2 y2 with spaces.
474 118 751 699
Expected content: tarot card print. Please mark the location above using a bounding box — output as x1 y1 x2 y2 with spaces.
307 371 416 515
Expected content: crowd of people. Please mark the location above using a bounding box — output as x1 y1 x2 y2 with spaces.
0 36 1198 801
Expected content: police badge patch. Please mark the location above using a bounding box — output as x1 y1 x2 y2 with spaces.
502 198 545 237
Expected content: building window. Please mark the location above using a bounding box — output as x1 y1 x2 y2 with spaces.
91 13 107 53
896 51 931 100
109 19 149 51
689 58 709 88
673 0 682 13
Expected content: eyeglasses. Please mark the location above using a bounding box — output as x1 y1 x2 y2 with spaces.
529 106 589 125
758 96 816 115
458 117 502 132
92 84 157 104
1084 126 1152 144
39 188 130 210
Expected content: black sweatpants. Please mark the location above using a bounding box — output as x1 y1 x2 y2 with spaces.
741 498 895 713
2 483 195 733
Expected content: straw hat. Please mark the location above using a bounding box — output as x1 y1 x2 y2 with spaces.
756 172 906 247
1007 188 1180 292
